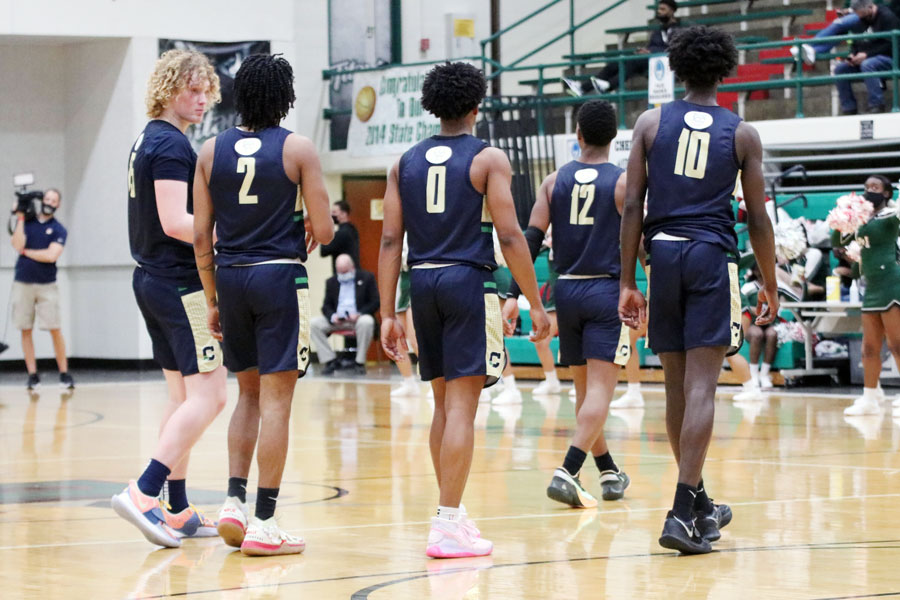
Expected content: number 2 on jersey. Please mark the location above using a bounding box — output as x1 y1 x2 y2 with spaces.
426 165 446 213
569 184 595 225
237 157 258 204
674 128 710 179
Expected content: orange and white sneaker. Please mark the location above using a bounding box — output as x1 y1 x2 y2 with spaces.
111 480 180 548
217 496 249 547
163 503 219 538
240 516 306 557
426 517 493 558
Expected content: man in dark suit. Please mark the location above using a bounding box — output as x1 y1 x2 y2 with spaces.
311 253 379 374
319 200 360 273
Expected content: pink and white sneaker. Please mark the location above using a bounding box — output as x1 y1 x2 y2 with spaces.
110 480 180 548
426 517 493 558
240 516 306 557
217 496 249 547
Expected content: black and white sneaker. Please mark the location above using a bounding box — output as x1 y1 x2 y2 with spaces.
658 511 712 554
599 470 630 501
560 77 584 97
547 467 598 508
696 503 732 542
26 373 40 390
59 373 75 390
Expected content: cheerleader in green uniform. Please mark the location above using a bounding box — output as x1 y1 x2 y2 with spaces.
834 175 900 415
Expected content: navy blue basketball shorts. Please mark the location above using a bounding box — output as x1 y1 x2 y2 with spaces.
555 277 630 367
409 264 505 387
646 240 742 354
216 263 311 376
132 267 223 376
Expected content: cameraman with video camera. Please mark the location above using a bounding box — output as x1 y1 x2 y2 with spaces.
10 187 74 390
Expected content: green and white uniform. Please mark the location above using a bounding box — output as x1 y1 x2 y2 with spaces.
833 205 900 312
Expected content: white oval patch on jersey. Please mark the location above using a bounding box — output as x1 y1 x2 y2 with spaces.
425 145 452 165
46 228 53 235
574 168 599 184
133 133 144 151
684 111 714 130
235 138 263 156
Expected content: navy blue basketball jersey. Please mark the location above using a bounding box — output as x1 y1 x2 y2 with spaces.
645 100 742 253
128 120 198 281
398 134 495 270
207 127 305 267
550 161 624 277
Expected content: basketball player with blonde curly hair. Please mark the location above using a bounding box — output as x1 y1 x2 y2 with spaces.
111 50 226 549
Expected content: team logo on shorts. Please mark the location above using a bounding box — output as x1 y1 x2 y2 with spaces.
489 351 502 369
202 345 216 362
298 346 309 362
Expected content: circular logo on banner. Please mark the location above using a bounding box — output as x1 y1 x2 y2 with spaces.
425 145 453 164
574 168 599 184
654 59 666 81
570 140 582 160
684 111 714 130
234 138 262 156
354 86 377 122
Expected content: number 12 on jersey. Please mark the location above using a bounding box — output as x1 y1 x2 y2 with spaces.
674 128 710 179
569 184 595 225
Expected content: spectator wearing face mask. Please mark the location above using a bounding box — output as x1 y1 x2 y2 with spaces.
9 188 74 390
832 0 900 114
310 253 379 375
319 200 360 273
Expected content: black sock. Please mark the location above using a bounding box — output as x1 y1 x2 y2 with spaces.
166 479 189 513
593 452 618 474
255 487 279 520
228 477 248 504
136 458 171 498
673 482 698 522
694 478 714 514
562 446 587 477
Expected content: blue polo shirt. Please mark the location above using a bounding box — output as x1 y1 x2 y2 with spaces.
15 217 67 284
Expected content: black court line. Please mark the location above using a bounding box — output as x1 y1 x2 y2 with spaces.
0 407 104 438
133 538 900 599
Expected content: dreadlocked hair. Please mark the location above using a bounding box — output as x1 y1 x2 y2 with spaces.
234 54 296 131
577 100 618 147
421 62 487 120
667 26 737 89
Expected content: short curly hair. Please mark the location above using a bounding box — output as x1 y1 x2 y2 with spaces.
577 100 618 147
145 50 221 119
234 54 296 131
421 62 487 120
667 26 737 89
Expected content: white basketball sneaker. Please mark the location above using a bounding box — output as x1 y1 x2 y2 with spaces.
844 395 881 416
732 385 764 402
492 386 522 405
758 373 774 390
240 516 305 556
609 389 644 409
217 496 250 548
532 378 562 396
390 381 420 398
426 517 493 558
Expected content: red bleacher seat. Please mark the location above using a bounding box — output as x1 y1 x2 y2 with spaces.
826 9 837 21
717 90 739 111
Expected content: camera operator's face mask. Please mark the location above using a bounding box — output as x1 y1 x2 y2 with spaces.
41 202 57 216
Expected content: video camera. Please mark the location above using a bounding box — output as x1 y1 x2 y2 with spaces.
12 173 43 221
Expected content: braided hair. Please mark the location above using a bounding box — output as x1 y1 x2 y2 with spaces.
234 54 296 131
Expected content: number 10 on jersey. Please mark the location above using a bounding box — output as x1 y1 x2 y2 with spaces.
674 128 710 179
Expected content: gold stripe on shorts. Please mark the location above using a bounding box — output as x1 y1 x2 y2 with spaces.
180 290 223 374
483 291 504 381
643 264 651 350
296 288 311 372
728 262 742 348
614 323 631 366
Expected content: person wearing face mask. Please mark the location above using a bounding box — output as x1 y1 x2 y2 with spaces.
563 0 680 96
9 188 73 390
832 0 900 114
833 175 900 415
311 253 379 375
319 200 360 273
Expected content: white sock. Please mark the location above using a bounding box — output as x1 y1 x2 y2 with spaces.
505 375 517 390
627 382 641 393
437 505 461 521
863 387 880 402
750 363 759 380
403 376 417 386
544 370 559 383
760 363 771 376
